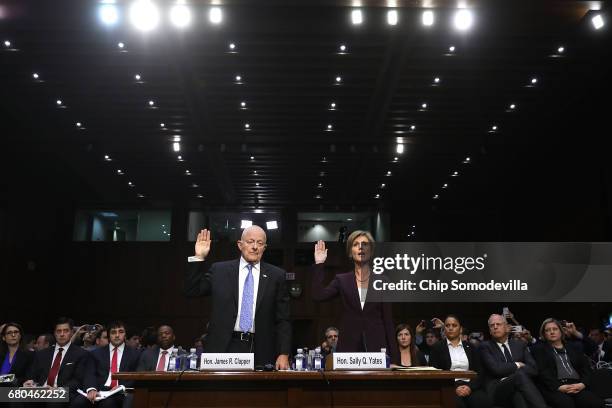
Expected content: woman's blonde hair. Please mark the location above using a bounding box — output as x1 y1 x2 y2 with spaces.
345 230 375 259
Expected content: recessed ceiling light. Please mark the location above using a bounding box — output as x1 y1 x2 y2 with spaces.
160 123 165 128
454 9 473 31
129 0 160 31
128 181 134 187
172 135 181 142
463 156 471 163
393 157 398 162
327 124 333 130
396 144 404 154
375 194 380 198
135 74 141 81
386 171 392 176
244 123 250 129
229 43 236 50
351 9 363 25
253 170 257 175
491 125 498 131
318 183 323 188
442 183 448 188
509 103 516 110
148 100 155 106
177 155 183 160
4 40 12 48
99 3 119 26
452 171 459 177
117 42 125 49
117 169 124 175
421 103 428 109
387 10 398 26
449 45 456 52
197 194 204 198
410 125 416 130
235 75 242 82
209 7 222 24
170 3 191 28
250 156 255 160
380 183 386 188
557 46 565 54
240 101 246 108
104 155 111 161
56 99 63 106
335 76 342 83
434 77 440 83
76 122 82 127
173 142 180 152
433 194 439 199
592 14 604 30
330 102 336 109
185 170 191 175
422 10 434 26
256 182 260 186
339 44 347 52
32 73 39 79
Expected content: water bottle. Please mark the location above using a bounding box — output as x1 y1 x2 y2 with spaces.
308 349 315 371
167 348 178 372
313 347 323 371
381 348 390 368
188 348 198 370
294 348 305 371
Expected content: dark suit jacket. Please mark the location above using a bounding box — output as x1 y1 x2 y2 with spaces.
136 346 185 372
429 340 484 391
533 342 593 392
185 258 291 366
26 344 90 398
311 264 399 364
479 338 539 385
85 345 140 390
0 349 34 386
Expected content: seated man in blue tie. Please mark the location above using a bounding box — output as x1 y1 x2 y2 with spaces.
479 314 546 408
185 226 291 369
76 321 140 408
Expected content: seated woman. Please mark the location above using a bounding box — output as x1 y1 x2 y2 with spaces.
429 315 491 408
311 231 398 363
534 318 604 408
0 322 34 386
393 323 427 367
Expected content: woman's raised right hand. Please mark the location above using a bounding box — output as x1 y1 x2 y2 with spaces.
314 240 328 264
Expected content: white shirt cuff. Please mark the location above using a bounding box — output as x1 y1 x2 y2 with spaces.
86 388 97 393
188 256 204 262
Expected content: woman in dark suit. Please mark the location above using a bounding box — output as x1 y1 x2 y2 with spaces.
393 323 427 367
0 322 34 386
311 230 398 363
534 318 604 408
429 315 491 408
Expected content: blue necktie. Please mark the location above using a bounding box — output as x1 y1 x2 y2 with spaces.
239 264 254 332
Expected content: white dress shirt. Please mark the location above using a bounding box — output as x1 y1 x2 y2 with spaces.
447 340 471 382
155 346 175 371
234 257 260 333
104 343 125 387
45 342 71 387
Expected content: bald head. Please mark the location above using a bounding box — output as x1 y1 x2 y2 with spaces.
238 225 267 263
241 225 267 241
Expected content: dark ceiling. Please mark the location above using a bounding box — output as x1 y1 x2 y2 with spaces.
1 0 611 217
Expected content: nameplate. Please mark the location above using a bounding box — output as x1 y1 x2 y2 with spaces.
200 353 254 371
331 352 387 370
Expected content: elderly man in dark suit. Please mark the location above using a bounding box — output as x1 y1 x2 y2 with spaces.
23 317 90 406
185 226 291 369
479 314 546 408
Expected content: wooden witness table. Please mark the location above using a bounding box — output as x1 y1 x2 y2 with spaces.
114 369 476 408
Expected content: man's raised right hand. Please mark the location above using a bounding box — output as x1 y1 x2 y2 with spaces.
195 229 212 259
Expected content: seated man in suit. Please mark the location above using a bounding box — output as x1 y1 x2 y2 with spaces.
73 321 140 408
185 226 291 369
479 314 546 408
23 317 90 406
137 325 182 371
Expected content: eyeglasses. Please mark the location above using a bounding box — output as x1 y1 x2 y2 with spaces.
5 330 20 336
243 239 265 247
